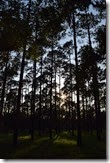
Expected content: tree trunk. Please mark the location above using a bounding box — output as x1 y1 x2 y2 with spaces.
69 53 74 135
31 11 39 139
85 96 88 131
38 52 43 136
86 12 101 140
68 93 71 133
49 38 54 139
72 10 82 146
13 47 26 147
82 95 85 131
13 0 31 147
92 67 101 140
89 96 93 135
0 53 8 115
31 60 36 141
54 54 58 134
58 68 61 133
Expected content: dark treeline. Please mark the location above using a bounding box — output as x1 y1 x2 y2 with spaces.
0 0 106 147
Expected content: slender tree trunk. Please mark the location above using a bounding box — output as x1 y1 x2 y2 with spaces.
85 96 88 131
86 12 101 140
13 0 31 147
26 87 29 116
68 93 71 133
31 11 39 139
0 54 8 115
54 54 58 134
44 84 47 133
13 47 26 147
69 53 74 135
72 10 82 146
49 38 54 139
89 96 93 135
31 60 36 141
58 68 61 133
92 68 101 140
7 86 11 114
82 95 85 131
26 101 29 116
68 54 71 133
39 52 43 136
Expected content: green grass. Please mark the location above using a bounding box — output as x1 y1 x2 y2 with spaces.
0 131 106 159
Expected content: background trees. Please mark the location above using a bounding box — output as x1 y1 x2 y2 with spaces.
0 0 106 149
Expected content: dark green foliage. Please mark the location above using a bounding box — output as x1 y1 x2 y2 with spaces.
96 25 106 58
0 2 31 51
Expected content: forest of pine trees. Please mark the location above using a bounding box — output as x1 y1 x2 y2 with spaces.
0 0 106 159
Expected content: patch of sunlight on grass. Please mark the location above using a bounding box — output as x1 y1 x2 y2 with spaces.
18 135 31 140
34 137 49 143
54 138 76 145
0 133 12 143
13 137 50 158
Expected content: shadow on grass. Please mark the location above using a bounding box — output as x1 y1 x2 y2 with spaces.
0 131 106 159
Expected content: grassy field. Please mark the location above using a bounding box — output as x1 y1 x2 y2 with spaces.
0 130 106 159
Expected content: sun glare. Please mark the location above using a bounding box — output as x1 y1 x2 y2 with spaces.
61 94 66 100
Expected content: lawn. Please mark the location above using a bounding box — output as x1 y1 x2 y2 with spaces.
0 131 106 159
